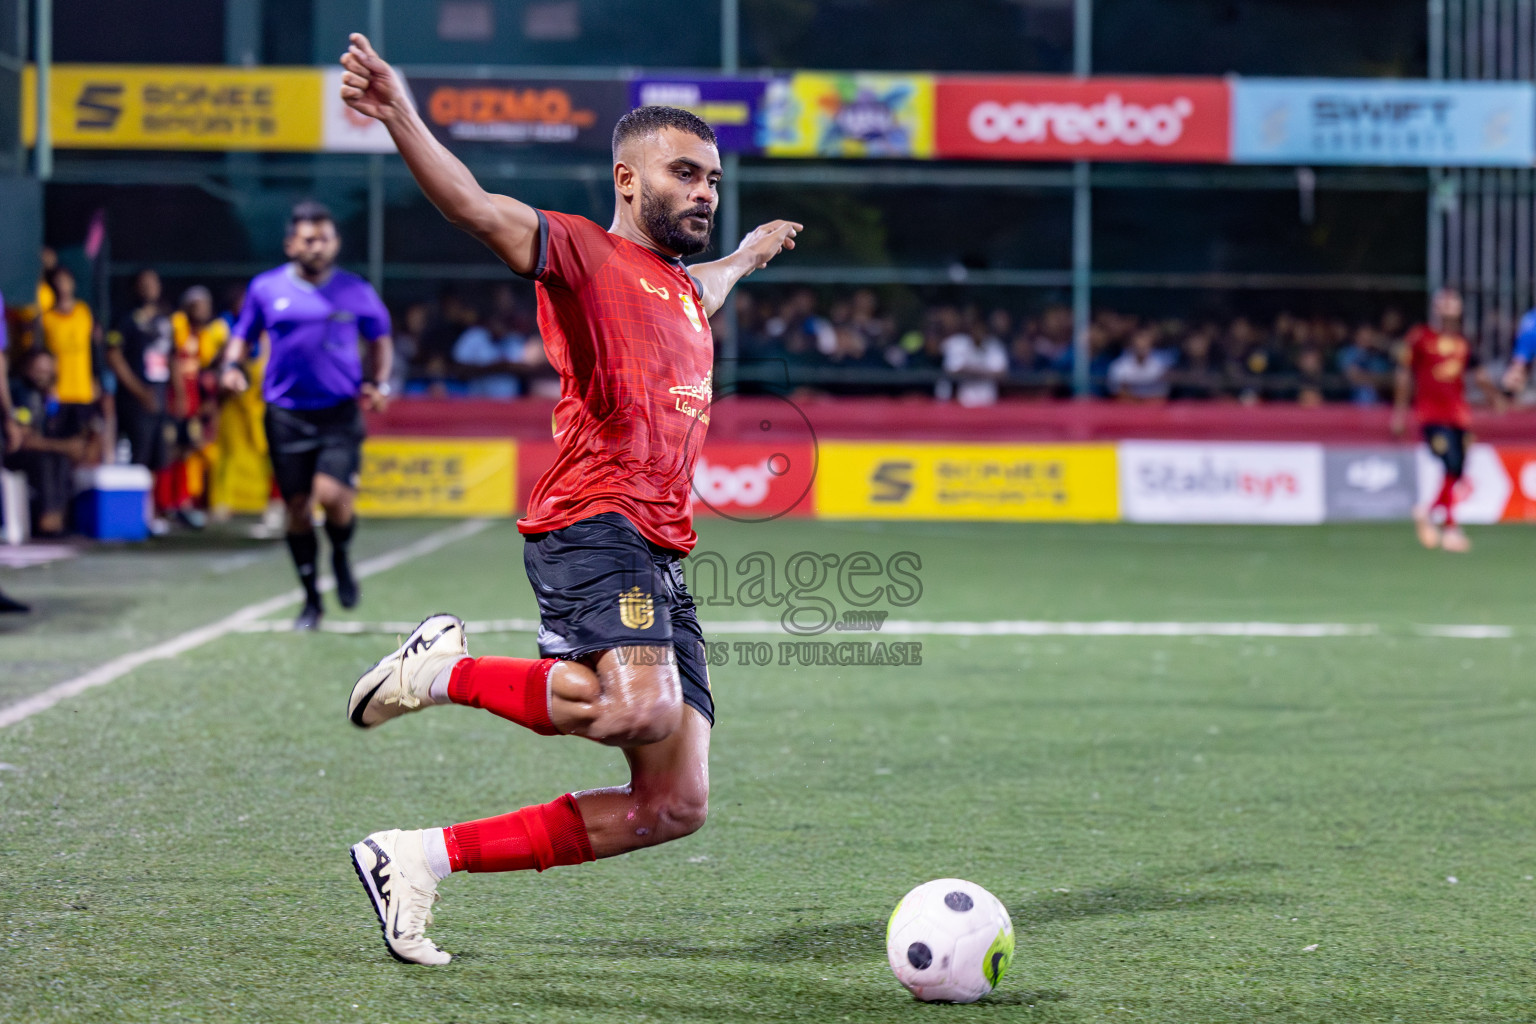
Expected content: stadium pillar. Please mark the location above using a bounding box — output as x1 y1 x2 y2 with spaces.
1071 0 1093 397
225 0 260 66
718 0 741 363
33 0 49 181
1426 0 1444 301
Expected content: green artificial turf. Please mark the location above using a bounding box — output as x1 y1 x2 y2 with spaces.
1 519 1534 1022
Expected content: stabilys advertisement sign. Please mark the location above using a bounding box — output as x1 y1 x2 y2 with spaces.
816 442 1118 521
412 77 628 149
1232 78 1536 166
935 76 1231 162
1120 442 1325 524
766 73 935 158
23 65 322 151
357 438 516 517
631 78 768 155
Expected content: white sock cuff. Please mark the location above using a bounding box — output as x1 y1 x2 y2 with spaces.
421 827 453 881
429 661 463 704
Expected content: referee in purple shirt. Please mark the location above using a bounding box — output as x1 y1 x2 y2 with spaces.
220 202 394 631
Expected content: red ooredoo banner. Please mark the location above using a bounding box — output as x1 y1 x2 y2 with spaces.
935 77 1232 162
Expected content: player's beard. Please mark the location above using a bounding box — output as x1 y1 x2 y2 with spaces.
640 180 713 257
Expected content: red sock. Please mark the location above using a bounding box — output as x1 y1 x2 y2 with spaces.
444 794 595 873
153 468 176 514
447 656 560 735
1434 476 1459 524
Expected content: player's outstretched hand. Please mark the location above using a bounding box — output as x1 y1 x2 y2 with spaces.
737 220 803 272
1502 360 1528 397
340 33 407 123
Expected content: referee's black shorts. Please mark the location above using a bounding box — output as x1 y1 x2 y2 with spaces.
263 399 365 500
523 511 714 726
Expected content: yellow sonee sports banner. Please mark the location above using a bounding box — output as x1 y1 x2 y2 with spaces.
357 438 517 518
23 65 323 151
816 442 1120 521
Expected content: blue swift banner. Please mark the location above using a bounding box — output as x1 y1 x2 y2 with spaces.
1232 78 1536 166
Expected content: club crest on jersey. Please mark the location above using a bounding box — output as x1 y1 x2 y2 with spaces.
668 371 713 423
618 586 655 630
680 293 704 333
639 277 671 301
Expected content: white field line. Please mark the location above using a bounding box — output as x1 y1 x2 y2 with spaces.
0 519 493 730
1413 624 1516 639
233 617 1517 639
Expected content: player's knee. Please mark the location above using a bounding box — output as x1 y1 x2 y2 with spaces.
654 788 708 841
283 495 312 526
590 686 682 746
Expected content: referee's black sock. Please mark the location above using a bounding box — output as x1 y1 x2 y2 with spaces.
326 519 359 608
286 531 322 607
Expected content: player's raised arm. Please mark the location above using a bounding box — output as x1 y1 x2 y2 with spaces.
1503 311 1536 394
339 33 542 276
690 220 802 318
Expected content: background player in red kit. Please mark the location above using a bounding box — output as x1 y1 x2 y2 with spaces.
1392 289 1503 553
335 34 802 965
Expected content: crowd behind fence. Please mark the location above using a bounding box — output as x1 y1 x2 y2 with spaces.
4 254 1525 544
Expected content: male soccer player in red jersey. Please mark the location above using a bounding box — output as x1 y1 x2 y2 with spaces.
1392 289 1503 553
334 34 802 965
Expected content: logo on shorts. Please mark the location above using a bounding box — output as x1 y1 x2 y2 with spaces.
618 587 655 630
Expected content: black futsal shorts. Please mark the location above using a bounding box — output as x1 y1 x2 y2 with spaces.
522 511 714 726
1423 423 1467 480
263 400 365 501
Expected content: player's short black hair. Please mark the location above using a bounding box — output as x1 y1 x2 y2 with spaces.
612 105 717 157
288 200 335 234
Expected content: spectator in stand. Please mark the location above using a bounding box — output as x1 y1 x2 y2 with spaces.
936 305 1008 406
1283 347 1331 407
211 286 275 524
390 302 429 397
849 288 895 354
1107 324 1174 402
0 288 26 614
452 294 528 399
170 285 229 524
5 348 99 536
106 269 180 533
0 286 17 457
38 267 98 412
420 290 473 367
1014 304 1073 373
766 288 836 362
1169 324 1224 400
1338 323 1392 405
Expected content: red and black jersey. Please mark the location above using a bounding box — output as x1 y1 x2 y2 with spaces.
517 210 714 554
1403 325 1475 429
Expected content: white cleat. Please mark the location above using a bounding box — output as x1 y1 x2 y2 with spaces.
349 829 452 966
348 614 467 729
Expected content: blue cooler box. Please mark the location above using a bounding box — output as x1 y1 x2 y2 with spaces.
73 465 153 542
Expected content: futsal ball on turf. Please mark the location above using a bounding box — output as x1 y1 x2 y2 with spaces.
886 878 1014 1003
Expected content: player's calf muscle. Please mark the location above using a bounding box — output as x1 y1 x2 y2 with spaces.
550 649 684 745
